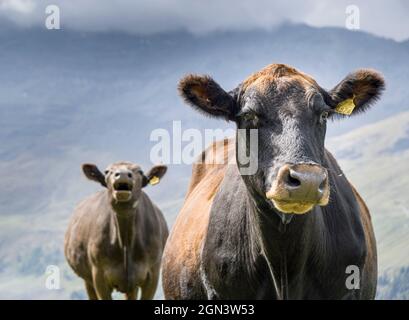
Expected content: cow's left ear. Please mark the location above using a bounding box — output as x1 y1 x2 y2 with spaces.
82 163 107 187
329 69 385 116
178 74 238 121
142 165 167 187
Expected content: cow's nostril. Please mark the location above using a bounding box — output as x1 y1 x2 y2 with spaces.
286 172 301 187
318 177 327 193
128 173 132 178
115 172 120 177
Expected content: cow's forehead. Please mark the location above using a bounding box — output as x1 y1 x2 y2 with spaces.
241 63 319 95
106 161 141 171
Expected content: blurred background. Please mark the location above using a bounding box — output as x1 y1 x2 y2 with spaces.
0 0 408 299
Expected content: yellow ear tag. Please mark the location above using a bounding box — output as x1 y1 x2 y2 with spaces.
335 96 356 115
149 176 160 186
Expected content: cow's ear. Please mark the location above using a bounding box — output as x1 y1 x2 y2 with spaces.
142 165 167 187
329 69 385 116
82 163 107 187
178 74 238 121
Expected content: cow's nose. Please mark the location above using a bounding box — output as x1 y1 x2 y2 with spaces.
267 163 329 205
280 164 328 202
113 170 133 180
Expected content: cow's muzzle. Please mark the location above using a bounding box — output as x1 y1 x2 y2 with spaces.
112 170 134 202
266 163 329 214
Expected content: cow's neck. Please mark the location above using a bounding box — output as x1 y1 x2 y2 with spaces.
246 188 320 299
110 200 139 249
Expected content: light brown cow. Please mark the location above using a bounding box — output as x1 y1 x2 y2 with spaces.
65 161 168 300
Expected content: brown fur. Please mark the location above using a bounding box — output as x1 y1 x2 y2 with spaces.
162 140 233 299
241 63 319 93
179 75 212 106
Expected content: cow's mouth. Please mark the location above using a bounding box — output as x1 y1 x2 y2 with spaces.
265 163 330 215
113 182 133 202
270 199 315 215
114 182 133 191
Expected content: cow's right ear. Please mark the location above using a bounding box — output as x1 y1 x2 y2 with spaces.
142 165 167 187
82 164 107 188
329 69 385 116
178 74 238 121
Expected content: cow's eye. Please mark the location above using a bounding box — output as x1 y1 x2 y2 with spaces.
319 111 329 124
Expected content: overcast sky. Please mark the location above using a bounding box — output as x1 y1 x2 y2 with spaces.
0 0 408 41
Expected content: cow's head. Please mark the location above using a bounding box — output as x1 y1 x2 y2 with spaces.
82 161 167 204
179 64 384 216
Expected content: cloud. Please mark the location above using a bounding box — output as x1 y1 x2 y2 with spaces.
0 0 408 40
0 0 34 14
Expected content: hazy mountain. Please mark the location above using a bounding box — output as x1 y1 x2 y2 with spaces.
0 22 408 299
378 266 409 300
326 111 409 299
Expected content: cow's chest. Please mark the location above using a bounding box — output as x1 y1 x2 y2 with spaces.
203 234 366 299
91 242 149 292
103 262 149 293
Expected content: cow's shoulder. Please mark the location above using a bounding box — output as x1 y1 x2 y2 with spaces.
185 138 234 197
64 191 110 277
162 138 234 299
321 149 369 259
65 191 112 254
136 191 169 251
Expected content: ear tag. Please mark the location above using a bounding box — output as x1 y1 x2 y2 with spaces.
335 96 356 115
149 176 160 186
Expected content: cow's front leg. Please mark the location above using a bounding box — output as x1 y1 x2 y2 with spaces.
92 267 112 300
84 281 98 300
125 287 139 300
141 270 159 300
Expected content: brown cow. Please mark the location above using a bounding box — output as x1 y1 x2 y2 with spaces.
65 161 168 300
162 63 384 299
